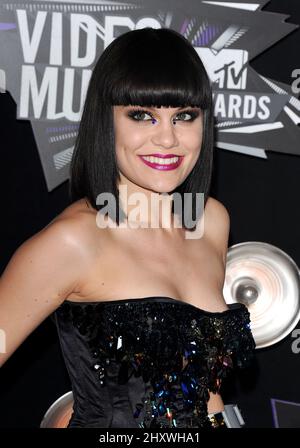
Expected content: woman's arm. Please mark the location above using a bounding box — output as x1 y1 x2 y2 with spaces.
0 217 89 367
205 197 230 267
205 197 231 413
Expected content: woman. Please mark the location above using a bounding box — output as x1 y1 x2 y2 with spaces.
0 27 255 428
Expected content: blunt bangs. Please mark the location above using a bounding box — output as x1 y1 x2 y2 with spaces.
106 28 211 110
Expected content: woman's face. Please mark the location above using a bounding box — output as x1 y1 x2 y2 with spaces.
113 105 203 193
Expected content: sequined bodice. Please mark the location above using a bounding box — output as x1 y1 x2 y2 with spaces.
54 296 256 428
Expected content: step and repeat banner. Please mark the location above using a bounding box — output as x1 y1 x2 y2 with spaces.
0 0 299 191
0 0 300 428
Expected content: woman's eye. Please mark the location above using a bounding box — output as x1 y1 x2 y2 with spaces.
174 111 199 121
128 110 153 121
127 109 200 123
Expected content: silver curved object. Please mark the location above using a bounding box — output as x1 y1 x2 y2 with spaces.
40 391 74 428
208 403 245 428
223 241 300 348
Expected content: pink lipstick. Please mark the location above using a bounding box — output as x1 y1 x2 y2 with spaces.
138 154 184 171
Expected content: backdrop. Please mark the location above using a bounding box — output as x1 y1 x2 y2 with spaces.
0 0 300 428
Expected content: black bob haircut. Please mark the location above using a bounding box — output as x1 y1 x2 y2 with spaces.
69 27 215 230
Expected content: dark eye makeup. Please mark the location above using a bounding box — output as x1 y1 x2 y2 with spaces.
127 108 201 123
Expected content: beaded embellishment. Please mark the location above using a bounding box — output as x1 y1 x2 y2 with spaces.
55 298 256 428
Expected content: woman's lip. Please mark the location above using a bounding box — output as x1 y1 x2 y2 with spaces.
138 155 184 171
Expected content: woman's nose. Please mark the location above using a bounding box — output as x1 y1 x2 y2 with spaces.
150 119 179 149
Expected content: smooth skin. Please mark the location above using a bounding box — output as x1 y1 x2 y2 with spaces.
0 106 231 416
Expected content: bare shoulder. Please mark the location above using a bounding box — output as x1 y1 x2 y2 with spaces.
8 210 88 275
0 198 98 366
45 197 98 250
48 197 96 230
204 196 231 264
24 201 77 244
205 196 230 223
1 198 99 302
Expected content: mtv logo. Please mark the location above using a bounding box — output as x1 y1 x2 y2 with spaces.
195 48 248 90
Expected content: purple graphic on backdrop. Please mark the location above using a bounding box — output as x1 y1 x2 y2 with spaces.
0 0 299 191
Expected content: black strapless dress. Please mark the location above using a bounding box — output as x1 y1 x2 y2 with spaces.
54 296 256 428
